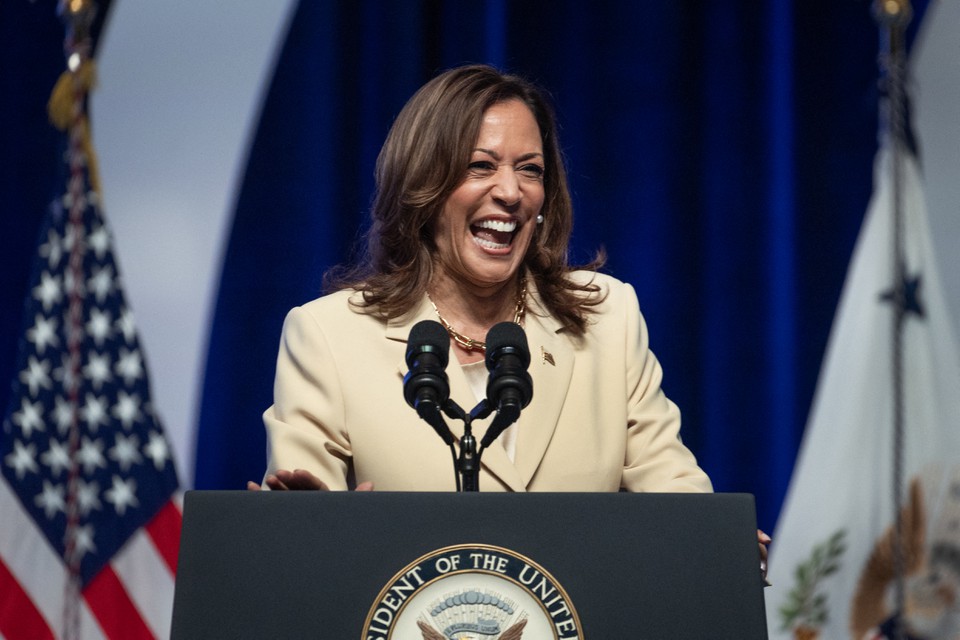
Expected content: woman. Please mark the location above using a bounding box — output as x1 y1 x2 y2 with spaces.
248 64 712 494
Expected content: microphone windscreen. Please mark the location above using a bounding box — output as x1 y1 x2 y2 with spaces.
484 322 530 369
406 320 450 368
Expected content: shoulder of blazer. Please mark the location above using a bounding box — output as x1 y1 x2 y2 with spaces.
292 288 389 337
297 288 362 315
563 270 635 319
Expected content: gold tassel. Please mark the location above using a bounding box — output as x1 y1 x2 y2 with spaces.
47 59 102 194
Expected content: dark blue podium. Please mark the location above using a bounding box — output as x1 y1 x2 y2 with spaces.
171 491 768 639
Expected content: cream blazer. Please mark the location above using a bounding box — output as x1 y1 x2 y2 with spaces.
262 272 712 493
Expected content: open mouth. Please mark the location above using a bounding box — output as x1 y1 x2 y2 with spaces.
470 218 517 250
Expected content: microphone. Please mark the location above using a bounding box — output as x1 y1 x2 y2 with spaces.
481 322 533 448
403 320 455 445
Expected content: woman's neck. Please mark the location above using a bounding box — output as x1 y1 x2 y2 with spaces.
428 273 524 364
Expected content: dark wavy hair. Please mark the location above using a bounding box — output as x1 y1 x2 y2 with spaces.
325 64 604 335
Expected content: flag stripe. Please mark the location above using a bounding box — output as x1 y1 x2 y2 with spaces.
0 555 55 640
84 566 155 640
0 478 64 632
1 478 177 640
112 523 177 639
144 499 181 574
0 480 108 640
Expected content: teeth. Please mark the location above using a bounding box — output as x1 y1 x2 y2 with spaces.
473 236 509 250
475 219 517 233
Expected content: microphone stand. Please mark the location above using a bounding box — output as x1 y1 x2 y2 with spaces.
440 399 494 492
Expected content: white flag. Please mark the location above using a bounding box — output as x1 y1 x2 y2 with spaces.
765 136 960 639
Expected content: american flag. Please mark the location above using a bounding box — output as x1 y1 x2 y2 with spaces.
0 13 181 638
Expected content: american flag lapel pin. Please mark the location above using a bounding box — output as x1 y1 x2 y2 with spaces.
541 346 555 366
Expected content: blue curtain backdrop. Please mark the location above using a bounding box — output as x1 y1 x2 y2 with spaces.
3 1 928 535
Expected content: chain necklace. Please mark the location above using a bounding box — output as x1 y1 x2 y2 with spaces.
428 278 527 353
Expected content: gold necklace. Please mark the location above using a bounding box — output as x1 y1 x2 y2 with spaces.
429 278 527 353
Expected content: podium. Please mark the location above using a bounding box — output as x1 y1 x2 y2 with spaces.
171 491 768 638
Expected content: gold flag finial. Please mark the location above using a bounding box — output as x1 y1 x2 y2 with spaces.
873 0 913 26
50 0 102 193
59 0 98 47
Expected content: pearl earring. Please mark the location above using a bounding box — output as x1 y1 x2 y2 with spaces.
536 214 544 225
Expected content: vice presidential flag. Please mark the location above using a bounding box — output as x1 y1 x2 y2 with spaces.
766 134 960 638
0 45 181 640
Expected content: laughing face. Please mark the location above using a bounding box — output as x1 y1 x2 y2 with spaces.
432 99 545 294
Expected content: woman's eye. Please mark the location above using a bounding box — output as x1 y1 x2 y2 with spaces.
520 164 544 178
468 161 495 172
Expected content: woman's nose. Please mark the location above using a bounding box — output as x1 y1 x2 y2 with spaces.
491 168 521 207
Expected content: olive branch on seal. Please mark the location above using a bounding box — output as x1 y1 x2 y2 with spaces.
778 529 847 635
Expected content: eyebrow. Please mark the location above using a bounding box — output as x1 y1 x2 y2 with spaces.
474 148 544 162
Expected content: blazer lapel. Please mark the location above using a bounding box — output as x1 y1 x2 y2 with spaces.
512 288 574 488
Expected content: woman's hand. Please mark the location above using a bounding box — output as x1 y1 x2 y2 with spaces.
758 529 771 585
246 468 374 492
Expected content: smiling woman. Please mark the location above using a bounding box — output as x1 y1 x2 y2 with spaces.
249 65 715 498
429 99 545 352
321 65 606 341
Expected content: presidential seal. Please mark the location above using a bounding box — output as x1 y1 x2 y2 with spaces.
362 543 583 640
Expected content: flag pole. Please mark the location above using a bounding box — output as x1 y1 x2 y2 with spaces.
55 2 98 638
873 1 912 638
